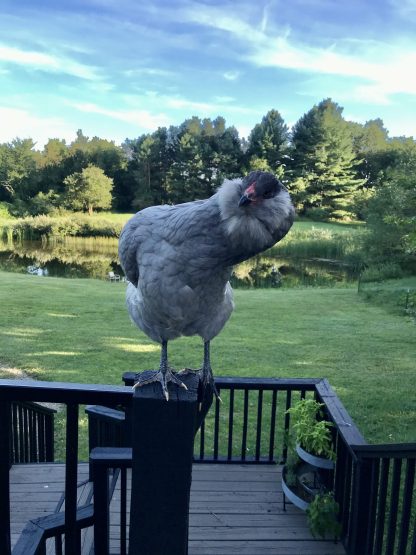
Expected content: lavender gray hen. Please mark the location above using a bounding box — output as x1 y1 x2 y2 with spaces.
118 171 295 400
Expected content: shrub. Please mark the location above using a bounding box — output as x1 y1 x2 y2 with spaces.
0 214 123 240
0 202 12 219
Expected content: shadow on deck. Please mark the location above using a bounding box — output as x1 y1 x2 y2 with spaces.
10 462 345 555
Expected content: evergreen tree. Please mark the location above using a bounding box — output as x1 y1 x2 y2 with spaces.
123 127 173 210
167 116 243 204
289 99 363 219
246 109 289 175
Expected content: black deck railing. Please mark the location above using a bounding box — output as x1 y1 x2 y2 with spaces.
0 380 131 555
1 376 415 555
9 401 56 466
346 443 416 555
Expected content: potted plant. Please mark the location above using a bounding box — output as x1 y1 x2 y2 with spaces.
286 398 336 469
282 399 341 539
281 450 311 511
306 492 342 541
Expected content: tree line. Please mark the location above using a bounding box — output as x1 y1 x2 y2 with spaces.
0 98 415 270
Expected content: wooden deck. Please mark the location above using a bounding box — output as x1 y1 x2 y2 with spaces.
10 462 346 555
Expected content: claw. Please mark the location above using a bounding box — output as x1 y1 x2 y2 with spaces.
132 368 188 401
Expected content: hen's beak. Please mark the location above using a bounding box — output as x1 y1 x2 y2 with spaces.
238 194 252 207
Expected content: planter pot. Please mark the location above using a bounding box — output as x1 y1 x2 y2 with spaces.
281 465 310 511
296 443 335 470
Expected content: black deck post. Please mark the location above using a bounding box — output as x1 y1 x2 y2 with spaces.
0 401 11 555
128 372 204 555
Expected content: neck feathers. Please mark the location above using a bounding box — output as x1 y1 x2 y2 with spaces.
217 178 294 257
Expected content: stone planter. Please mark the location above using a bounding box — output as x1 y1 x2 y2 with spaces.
296 443 335 470
281 465 310 511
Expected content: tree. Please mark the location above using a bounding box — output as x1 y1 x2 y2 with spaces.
364 138 416 269
167 116 243 204
122 127 174 210
63 165 113 214
0 139 39 203
349 119 389 186
246 109 289 175
289 99 363 219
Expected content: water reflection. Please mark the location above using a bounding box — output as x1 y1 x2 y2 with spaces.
0 238 358 287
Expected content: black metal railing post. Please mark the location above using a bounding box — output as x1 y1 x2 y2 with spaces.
0 400 11 555
345 458 373 554
93 463 110 555
129 372 203 555
65 403 80 554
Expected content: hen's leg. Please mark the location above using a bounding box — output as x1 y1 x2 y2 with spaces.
133 340 188 401
201 341 220 399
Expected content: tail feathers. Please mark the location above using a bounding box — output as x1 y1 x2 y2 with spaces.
118 218 141 285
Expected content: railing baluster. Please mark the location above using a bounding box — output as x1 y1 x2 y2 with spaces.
385 458 402 555
199 418 205 460
29 407 36 461
227 388 234 461
397 458 415 555
213 393 220 460
241 389 249 462
334 438 352 541
120 466 127 555
373 458 390 555
282 389 291 461
45 409 54 462
38 413 46 461
65 402 80 554
365 457 380 555
18 404 24 462
23 406 29 462
268 390 277 462
12 404 18 464
255 389 263 461
0 400 11 555
56 533 63 555
93 463 110 555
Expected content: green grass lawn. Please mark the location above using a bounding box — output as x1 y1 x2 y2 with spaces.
0 271 415 446
293 218 364 233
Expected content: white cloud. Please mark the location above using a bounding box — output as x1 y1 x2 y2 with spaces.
223 70 240 81
123 68 175 78
389 0 416 19
0 106 75 148
252 37 416 100
181 5 416 102
214 96 235 103
0 44 101 81
71 102 171 130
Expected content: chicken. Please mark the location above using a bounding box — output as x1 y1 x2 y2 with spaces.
118 171 295 400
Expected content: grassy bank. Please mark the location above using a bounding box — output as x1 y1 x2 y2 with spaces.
0 272 415 447
0 212 134 240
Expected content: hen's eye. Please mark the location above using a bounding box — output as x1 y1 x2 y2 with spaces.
263 191 274 199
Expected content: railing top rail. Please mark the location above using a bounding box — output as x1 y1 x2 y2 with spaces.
0 379 132 406
122 371 321 390
14 400 57 414
352 442 416 459
215 376 322 389
315 379 367 451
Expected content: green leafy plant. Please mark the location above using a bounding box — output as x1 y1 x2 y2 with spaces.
306 492 342 540
286 399 336 461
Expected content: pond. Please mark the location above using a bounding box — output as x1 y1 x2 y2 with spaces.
0 238 359 288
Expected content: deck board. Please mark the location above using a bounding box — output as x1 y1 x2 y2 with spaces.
10 462 346 555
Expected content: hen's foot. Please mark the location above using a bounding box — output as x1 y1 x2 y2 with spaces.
133 368 187 401
179 367 221 401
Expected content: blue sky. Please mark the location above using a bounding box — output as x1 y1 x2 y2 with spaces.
0 0 415 148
